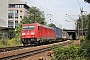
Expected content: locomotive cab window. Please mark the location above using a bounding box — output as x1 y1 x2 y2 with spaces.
38 26 40 30
22 26 34 30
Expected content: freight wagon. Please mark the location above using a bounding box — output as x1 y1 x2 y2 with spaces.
52 26 62 41
62 31 69 40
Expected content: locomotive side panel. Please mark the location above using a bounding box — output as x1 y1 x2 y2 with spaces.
21 23 55 45
38 25 55 43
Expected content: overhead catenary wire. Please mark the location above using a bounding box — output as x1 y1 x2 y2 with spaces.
25 0 82 28
28 0 50 14
48 0 66 14
76 0 83 13
47 0 77 22
27 0 55 23
31 0 72 27
27 0 54 19
64 0 81 21
32 0 64 19
56 0 81 21
48 0 80 22
76 0 82 8
27 0 79 28
47 0 73 22
27 0 53 23
28 0 64 21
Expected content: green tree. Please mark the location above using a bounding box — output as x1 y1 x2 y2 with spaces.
8 30 15 39
84 0 90 3
63 28 66 30
87 14 90 40
76 15 88 30
15 16 29 38
28 7 47 25
20 7 47 24
15 6 47 37
48 23 56 27
76 14 90 39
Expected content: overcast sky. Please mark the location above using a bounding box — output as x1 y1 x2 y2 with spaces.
21 0 90 29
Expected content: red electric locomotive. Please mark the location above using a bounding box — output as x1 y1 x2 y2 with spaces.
21 23 55 45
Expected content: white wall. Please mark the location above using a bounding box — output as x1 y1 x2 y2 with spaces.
0 0 8 27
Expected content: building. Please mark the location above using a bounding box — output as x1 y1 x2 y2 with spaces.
0 27 14 39
8 0 29 28
0 0 9 39
0 0 8 27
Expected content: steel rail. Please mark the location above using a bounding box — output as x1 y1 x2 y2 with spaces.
0 47 51 60
0 46 31 52
0 40 71 60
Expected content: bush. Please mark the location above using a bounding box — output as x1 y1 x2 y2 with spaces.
51 30 90 60
51 44 87 60
0 38 22 48
8 30 15 39
81 40 90 59
0 39 10 48
8 38 22 46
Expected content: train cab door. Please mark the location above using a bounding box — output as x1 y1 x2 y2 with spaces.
38 26 42 39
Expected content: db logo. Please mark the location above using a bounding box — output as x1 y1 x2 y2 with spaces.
27 33 29 35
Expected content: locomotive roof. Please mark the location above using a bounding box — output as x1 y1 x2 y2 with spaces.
22 23 39 25
22 23 54 30
40 24 54 30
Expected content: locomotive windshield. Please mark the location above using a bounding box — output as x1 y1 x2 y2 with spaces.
22 26 34 30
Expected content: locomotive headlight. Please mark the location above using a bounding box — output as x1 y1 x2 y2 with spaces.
32 36 34 37
31 32 34 35
22 33 25 35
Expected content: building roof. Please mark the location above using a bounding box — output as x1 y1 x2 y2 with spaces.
8 0 27 4
0 27 15 30
8 0 29 9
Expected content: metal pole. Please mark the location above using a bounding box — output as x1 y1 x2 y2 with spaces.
81 7 83 37
78 22 79 39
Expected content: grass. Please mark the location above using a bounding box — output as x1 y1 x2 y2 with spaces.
0 38 22 48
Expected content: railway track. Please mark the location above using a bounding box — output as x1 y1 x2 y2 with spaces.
0 40 71 60
0 46 31 52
